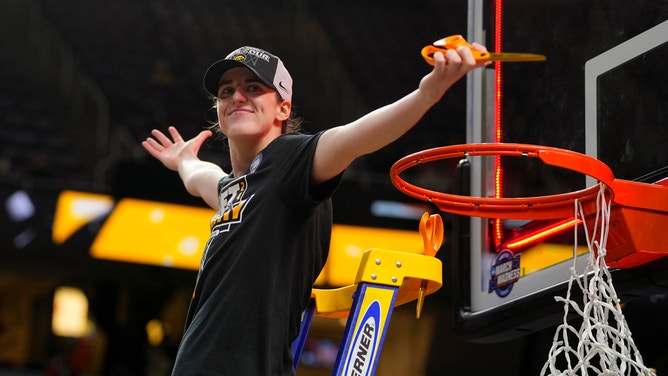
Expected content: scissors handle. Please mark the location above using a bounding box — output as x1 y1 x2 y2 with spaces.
416 212 443 318
421 35 491 65
419 212 443 256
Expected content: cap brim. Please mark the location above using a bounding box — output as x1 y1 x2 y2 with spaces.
203 59 275 97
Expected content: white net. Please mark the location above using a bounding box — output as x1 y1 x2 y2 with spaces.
541 184 656 376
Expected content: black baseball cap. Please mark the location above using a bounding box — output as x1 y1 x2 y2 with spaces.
203 46 293 101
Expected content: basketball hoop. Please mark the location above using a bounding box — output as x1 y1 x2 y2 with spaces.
391 143 668 375
390 142 668 268
390 143 615 220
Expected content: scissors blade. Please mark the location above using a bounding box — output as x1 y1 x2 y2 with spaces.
484 52 546 62
422 45 546 65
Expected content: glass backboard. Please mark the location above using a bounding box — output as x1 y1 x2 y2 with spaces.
452 0 668 342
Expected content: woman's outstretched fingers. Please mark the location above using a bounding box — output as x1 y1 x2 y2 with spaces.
167 126 184 143
150 128 173 147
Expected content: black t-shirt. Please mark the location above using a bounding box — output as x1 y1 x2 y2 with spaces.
171 132 341 375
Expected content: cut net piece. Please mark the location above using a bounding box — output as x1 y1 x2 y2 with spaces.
541 184 655 376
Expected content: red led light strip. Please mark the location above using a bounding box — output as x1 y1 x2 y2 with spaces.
503 219 582 250
494 0 504 250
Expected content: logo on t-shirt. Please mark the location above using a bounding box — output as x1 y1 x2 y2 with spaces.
249 153 262 173
210 176 253 231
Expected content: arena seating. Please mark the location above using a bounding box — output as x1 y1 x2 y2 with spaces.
3 0 466 188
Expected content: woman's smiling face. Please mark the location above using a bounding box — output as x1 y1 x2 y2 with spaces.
216 67 289 142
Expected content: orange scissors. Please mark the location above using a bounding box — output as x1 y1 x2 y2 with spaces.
421 35 546 65
416 212 444 318
419 212 443 257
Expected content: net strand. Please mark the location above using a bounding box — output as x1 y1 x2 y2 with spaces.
540 184 655 376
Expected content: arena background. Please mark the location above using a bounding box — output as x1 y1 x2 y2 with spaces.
1 1 667 375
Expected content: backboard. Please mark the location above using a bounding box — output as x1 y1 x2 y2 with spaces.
452 0 668 342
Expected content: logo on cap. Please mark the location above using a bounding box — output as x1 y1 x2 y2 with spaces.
233 55 246 62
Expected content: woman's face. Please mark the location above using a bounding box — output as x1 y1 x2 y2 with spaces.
215 67 290 143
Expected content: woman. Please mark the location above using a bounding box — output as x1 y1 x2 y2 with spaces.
142 43 486 375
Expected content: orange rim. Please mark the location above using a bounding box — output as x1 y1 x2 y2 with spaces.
390 143 615 220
